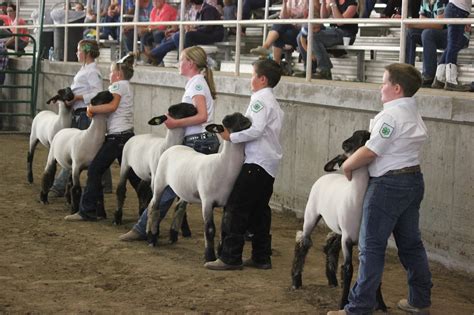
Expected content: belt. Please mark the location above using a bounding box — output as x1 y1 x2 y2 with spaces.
73 108 87 114
184 132 215 142
106 129 134 138
385 165 421 176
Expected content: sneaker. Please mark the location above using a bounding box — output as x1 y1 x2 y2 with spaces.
313 69 333 80
48 189 64 198
444 81 471 92
119 229 146 242
64 212 84 221
421 77 434 88
242 258 272 270
204 259 243 271
327 311 346 315
250 46 271 56
397 299 430 314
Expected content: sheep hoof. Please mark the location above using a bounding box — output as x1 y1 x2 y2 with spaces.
147 232 158 247
204 249 216 262
113 211 123 225
40 192 49 205
27 173 33 184
169 229 179 244
292 274 302 289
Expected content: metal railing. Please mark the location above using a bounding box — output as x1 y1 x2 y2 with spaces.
1 0 473 82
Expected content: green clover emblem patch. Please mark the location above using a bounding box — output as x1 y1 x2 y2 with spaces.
195 84 203 91
379 123 394 138
251 101 264 113
110 83 119 91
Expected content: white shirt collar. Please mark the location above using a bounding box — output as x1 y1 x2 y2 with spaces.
383 97 416 110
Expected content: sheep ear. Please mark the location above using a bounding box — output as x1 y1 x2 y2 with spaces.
46 95 58 105
205 124 224 133
324 154 347 172
148 115 168 126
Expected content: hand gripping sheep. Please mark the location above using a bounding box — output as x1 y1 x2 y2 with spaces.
27 87 75 183
114 102 198 225
291 130 387 312
146 112 252 262
39 91 114 213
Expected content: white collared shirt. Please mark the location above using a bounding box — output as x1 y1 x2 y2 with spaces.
450 0 471 13
230 87 284 178
366 97 428 177
107 80 134 134
181 74 214 136
70 62 103 110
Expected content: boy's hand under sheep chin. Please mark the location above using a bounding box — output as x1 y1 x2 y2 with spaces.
86 106 94 118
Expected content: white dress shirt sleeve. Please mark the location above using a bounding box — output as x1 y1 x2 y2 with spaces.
230 99 268 143
82 70 103 105
365 112 397 156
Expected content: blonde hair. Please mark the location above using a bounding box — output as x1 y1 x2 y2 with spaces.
182 46 217 100
78 39 100 59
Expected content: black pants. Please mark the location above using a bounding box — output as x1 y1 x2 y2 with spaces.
219 163 274 265
79 132 141 219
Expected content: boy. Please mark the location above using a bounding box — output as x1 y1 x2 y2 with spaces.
205 59 284 271
328 63 432 314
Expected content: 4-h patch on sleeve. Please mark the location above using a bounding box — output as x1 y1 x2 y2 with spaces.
379 122 394 138
195 84 203 91
251 100 264 113
110 83 119 92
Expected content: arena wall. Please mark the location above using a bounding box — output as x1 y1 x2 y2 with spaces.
3 59 473 274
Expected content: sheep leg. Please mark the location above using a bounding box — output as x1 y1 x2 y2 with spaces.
70 169 82 214
136 180 152 216
323 232 341 287
27 139 39 183
339 238 354 310
64 173 73 206
203 205 216 262
169 200 190 244
375 283 387 312
146 197 161 247
291 231 313 289
114 173 129 225
181 211 191 237
40 161 57 204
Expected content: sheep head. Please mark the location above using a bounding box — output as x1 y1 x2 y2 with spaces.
205 112 252 134
46 87 75 105
90 91 114 106
324 130 370 172
148 102 198 126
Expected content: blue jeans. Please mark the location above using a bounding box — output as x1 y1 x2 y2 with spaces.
345 172 432 314
150 32 180 65
405 28 447 79
312 27 351 71
438 2 470 65
243 0 267 20
296 32 317 74
271 24 299 49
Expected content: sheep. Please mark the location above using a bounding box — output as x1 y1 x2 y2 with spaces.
146 112 252 262
27 87 75 183
291 130 387 312
114 102 198 225
39 91 114 213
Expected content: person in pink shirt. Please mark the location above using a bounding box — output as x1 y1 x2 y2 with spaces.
141 0 177 57
5 4 29 52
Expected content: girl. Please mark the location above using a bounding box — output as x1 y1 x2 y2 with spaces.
119 46 220 241
65 54 142 221
49 40 110 197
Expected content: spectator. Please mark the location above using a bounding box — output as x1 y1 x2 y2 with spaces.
5 4 29 52
223 0 237 36
85 0 110 23
205 0 224 15
432 0 471 91
100 3 120 40
141 0 178 58
250 0 308 65
0 39 7 85
362 0 388 18
123 0 153 52
405 0 449 87
143 0 223 66
309 0 359 80
381 0 421 18
74 3 85 12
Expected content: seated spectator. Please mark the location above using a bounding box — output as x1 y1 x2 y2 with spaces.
144 0 224 66
100 3 120 40
405 0 448 87
362 0 387 18
381 0 421 18
85 0 110 23
74 3 85 12
141 0 177 58
223 0 237 36
294 1 321 77
205 0 224 15
123 0 153 52
4 4 29 52
309 0 359 80
250 0 307 65
0 34 8 85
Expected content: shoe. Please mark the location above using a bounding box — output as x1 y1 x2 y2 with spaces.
119 229 146 241
250 46 270 56
64 212 84 221
48 189 64 198
313 69 332 80
444 81 471 92
397 299 430 314
431 77 445 89
242 258 272 270
327 310 346 315
421 77 433 88
204 259 243 271
292 71 306 78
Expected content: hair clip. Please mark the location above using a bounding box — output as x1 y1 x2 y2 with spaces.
117 53 134 65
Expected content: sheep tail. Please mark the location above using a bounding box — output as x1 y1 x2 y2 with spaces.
291 231 312 289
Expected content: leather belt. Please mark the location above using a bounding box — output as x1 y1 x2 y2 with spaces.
106 129 134 138
184 132 214 142
385 165 421 176
73 107 87 115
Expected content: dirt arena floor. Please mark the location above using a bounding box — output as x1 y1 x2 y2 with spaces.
0 134 473 314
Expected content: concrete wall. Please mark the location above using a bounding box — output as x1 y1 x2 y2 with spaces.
4 59 474 274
